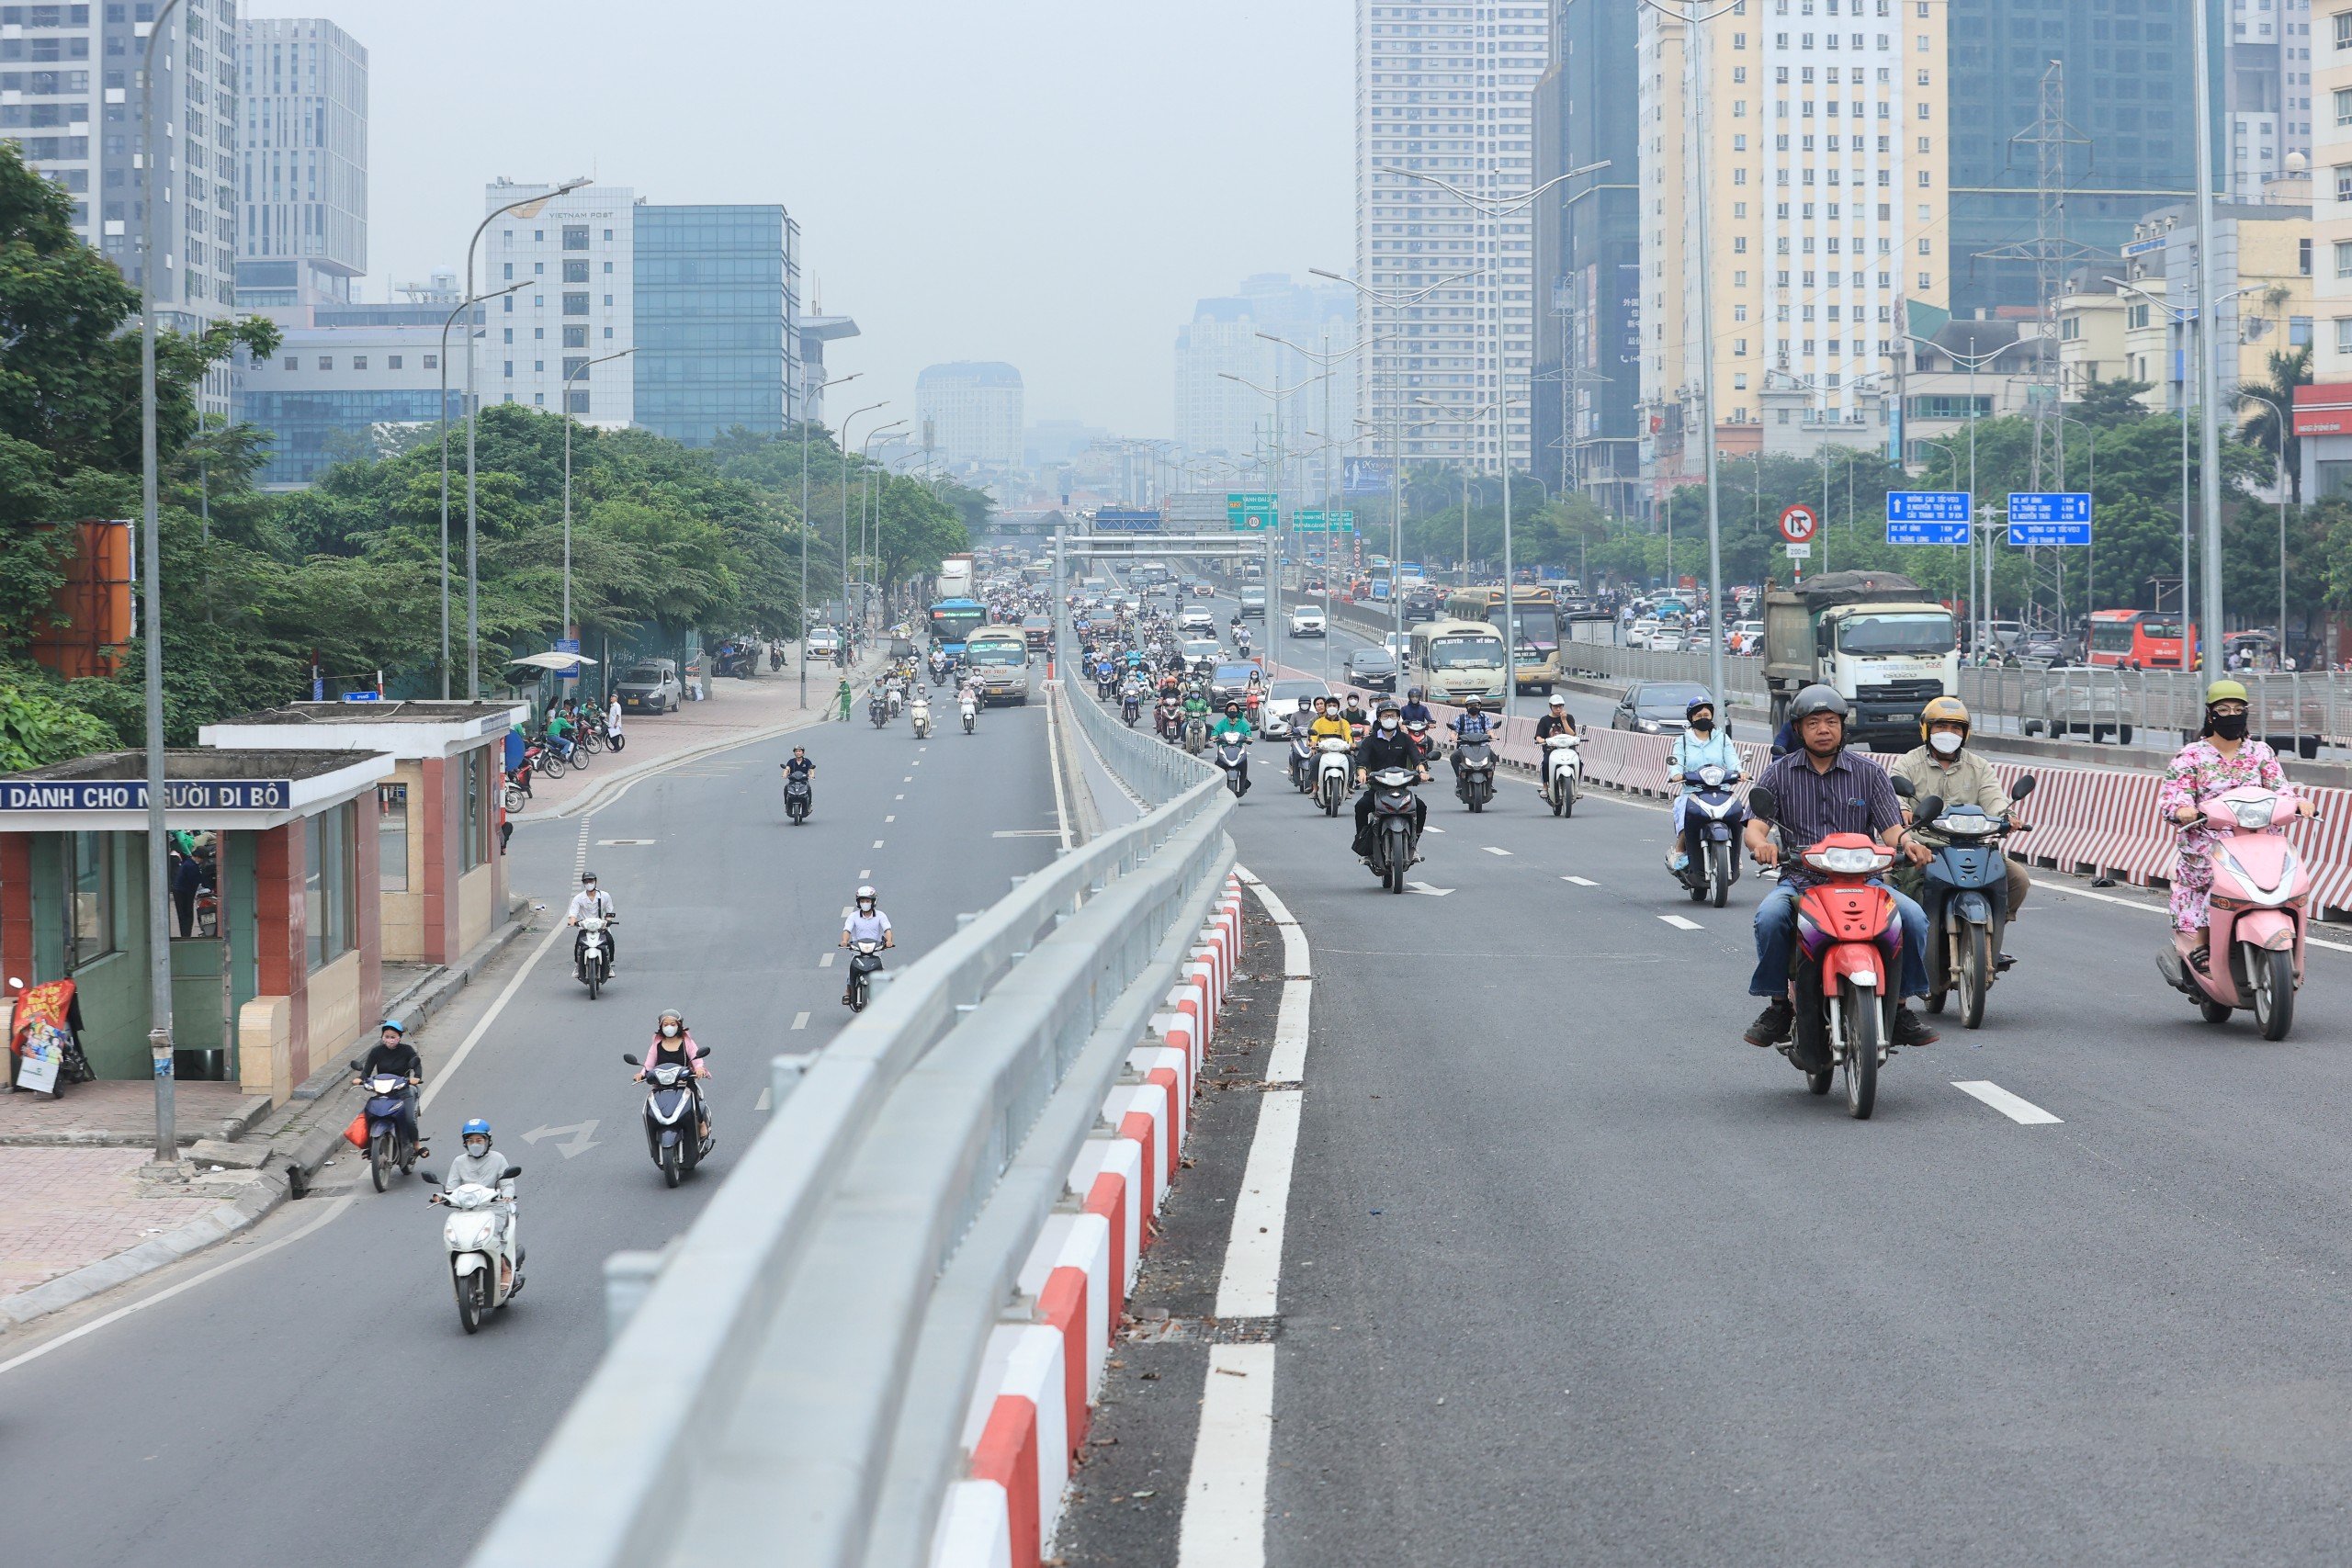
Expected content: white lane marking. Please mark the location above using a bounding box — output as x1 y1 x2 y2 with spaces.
885 814 896 823
2030 874 2352 956
872 839 886 849
1482 846 1511 857
594 838 657 845
858 868 871 878
790 1011 809 1030
0 1197 356 1380
895 794 905 801
1658 914 1704 931
1562 874 1599 886
1406 882 1453 897
1952 1080 2064 1125
1267 981 1312 1082
1176 1342 1275 1568
1216 1089 1302 1317
990 829 1061 838
422 919 566 1111
754 1087 772 1112
1422 825 1445 834
1044 683 1073 852
820 953 835 968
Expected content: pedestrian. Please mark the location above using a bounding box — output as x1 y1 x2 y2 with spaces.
605 691 626 752
834 676 854 722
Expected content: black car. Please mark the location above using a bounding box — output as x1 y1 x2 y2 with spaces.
1344 648 1399 692
1401 589 1440 625
1611 680 1714 736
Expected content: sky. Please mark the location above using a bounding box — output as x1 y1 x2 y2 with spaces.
249 0 1355 439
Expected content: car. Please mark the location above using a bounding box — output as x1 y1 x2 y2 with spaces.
1287 605 1327 637
1728 619 1765 656
1344 647 1400 692
806 626 842 659
1178 605 1215 633
1382 631 1413 671
1238 586 1267 618
616 658 685 715
1257 678 1329 739
1649 627 1686 654
1401 589 1440 625
1611 679 1714 736
1021 615 1052 651
1208 662 1261 708
1192 581 1216 598
2018 633 2074 669
1626 616 1662 649
1181 637 1223 669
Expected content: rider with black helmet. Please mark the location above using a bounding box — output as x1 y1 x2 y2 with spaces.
1739 684 1939 1049
1351 697 1430 857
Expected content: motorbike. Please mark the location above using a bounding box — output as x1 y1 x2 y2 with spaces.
502 762 531 814
960 693 978 734
847 938 886 1012
1288 734 1316 793
423 1165 523 1334
574 915 613 1001
622 1049 716 1188
910 697 933 739
523 738 565 782
1156 700 1181 740
1748 783 1939 1120
1182 716 1208 756
1453 737 1497 813
1525 729 1577 816
784 773 812 825
1894 773 2035 1029
1214 738 1249 798
2154 784 2313 1041
886 685 905 720
868 694 890 728
1673 764 1747 908
348 1066 418 1192
1365 766 1423 895
1315 737 1352 817
1404 720 1436 768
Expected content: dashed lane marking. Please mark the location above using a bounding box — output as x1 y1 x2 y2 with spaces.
1482 846 1512 857
1407 882 1453 897
872 839 886 849
819 953 835 968
1658 914 1704 931
754 1087 772 1112
790 1011 809 1030
1952 1080 2064 1125
1562 874 1599 886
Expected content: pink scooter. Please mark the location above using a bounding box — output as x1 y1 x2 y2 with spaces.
2155 784 2312 1041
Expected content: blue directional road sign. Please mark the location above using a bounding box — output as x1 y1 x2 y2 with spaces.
2006 491 2092 547
1884 491 1972 546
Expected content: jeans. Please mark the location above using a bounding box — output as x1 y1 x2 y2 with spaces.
1748 880 1929 999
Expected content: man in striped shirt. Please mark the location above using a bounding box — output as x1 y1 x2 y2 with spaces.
1740 686 1938 1050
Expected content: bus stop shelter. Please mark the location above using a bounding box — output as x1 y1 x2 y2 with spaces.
0 748 393 1105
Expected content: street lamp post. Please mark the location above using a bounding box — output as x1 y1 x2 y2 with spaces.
837 401 890 650
2238 390 2291 658
860 423 909 624
799 374 860 708
1222 370 1329 677
438 280 529 698
465 177 589 697
2188 0 2227 671
561 348 636 648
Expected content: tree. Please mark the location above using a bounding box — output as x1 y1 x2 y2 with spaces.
2233 343 2311 502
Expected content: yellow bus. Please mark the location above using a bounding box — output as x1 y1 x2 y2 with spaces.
1442 586 1561 694
1408 618 1510 705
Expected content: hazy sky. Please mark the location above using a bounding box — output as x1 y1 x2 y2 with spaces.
248 0 1354 438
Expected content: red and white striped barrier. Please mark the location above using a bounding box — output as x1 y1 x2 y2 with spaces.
933 874 1242 1568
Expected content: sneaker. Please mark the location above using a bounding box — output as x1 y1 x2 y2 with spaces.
1668 852 1690 873
1892 1008 1939 1048
2187 944 2211 976
1743 998 1794 1046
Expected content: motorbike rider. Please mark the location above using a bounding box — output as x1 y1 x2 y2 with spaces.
1180 682 1213 732
840 885 896 1005
565 870 618 976
1351 697 1431 859
1889 695 2031 961
1398 687 1434 727
1341 692 1371 735
1306 696 1355 749
1665 696 1738 871
1447 696 1497 783
352 1019 427 1160
635 1008 711 1145
781 746 816 807
436 1117 519 1276
1209 702 1254 794
1739 684 1939 1050
2157 680 2313 974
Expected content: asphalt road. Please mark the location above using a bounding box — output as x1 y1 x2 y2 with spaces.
0 690 1061 1568
1057 690 2352 1567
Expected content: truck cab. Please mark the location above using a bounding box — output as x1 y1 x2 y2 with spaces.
1763 572 1958 751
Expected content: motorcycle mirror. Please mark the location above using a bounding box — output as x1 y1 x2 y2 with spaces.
6 976 20 990
1912 794 1946 823
697 1047 715 1057
418 1171 439 1186
2010 773 2037 801
622 1053 641 1066
1747 784 1780 822
1890 775 1916 798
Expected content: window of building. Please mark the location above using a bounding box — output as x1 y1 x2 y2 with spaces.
388 355 403 370
304 803 356 975
65 829 113 969
563 324 588 348
282 356 297 370
503 360 514 378
502 263 513 280
377 783 408 894
603 229 614 241
2335 10 2352 47
563 292 589 316
352 355 368 371
563 259 589 283
568 390 591 414
317 356 333 371
562 225 588 251
463 751 487 873
424 355 438 370
533 262 545 276
503 328 514 344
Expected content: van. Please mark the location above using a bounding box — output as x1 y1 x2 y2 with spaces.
1408 618 1509 705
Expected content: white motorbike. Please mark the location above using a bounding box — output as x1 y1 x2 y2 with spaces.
886 684 905 719
910 697 933 739
1314 736 1353 818
1541 732 1582 818
425 1169 522 1334
624 1048 715 1188
960 694 978 734
574 915 612 1001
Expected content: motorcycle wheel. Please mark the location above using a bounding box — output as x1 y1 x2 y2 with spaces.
1322 786 1340 818
1806 1065 1835 1096
1708 842 1731 909
458 1271 487 1335
1958 925 1991 1031
502 784 526 814
1560 785 1575 819
1843 987 1881 1120
852 975 870 1013
586 964 602 1002
1549 781 1564 817
2199 995 2233 1026
1467 791 1483 814
2251 944 2296 1041
369 1129 390 1193
662 1145 683 1189
538 752 568 780
582 729 605 753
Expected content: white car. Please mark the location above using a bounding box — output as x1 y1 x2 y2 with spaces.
1287 606 1327 637
1729 620 1765 656
1382 631 1413 670
1192 581 1216 598
1178 605 1214 633
1181 637 1223 667
1650 628 1686 654
1626 617 1661 649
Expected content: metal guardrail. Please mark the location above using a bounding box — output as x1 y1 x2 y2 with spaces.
470 698 1234 1568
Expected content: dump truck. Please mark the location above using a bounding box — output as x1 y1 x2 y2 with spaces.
1762 570 1959 751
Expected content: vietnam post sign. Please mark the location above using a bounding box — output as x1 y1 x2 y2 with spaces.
1884 491 1972 546
2006 491 2092 546
0 779 294 811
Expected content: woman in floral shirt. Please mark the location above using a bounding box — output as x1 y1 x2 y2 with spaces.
2156 680 2313 968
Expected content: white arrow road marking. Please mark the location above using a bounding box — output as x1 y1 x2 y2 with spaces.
520 1120 602 1158
1562 874 1599 886
1658 914 1703 931
1952 1080 2063 1125
1407 882 1454 897
1482 846 1511 857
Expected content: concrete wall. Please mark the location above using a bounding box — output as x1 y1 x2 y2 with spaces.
378 760 427 963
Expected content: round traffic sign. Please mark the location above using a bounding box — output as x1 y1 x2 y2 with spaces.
1778 503 1818 544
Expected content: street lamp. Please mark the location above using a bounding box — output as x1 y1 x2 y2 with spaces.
799 374 861 708
1222 369 1329 669
838 401 890 649
438 279 531 697
859 422 909 624
561 348 636 652
2237 390 2292 660
465 176 590 698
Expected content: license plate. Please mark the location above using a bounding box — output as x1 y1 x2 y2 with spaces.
1890 713 1915 724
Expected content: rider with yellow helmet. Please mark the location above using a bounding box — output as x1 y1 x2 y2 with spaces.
1890 695 2030 949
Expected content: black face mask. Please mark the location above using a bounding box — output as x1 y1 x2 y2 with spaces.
1690 716 1713 734
2210 710 2249 741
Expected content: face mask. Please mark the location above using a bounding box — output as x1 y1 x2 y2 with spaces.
583 883 597 895
1690 716 1713 734
465 1139 489 1159
661 1023 679 1038
2211 711 2249 741
1928 730 1963 757
1380 716 1399 731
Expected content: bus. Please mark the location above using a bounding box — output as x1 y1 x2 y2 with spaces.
2087 609 2197 671
926 597 989 657
1129 559 1171 588
962 626 1034 705
1408 618 1510 705
1443 585 1561 694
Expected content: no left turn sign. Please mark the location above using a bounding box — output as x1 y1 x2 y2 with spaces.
1778 503 1818 545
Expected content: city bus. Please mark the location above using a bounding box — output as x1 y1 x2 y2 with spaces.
1408 618 1510 705
962 626 1034 705
926 597 989 657
2086 609 2198 671
1443 585 1562 694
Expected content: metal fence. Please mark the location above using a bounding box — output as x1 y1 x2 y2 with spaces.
469 704 1232 1568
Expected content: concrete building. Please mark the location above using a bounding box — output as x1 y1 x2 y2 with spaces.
798 312 859 426
2111 197 2312 412
2228 0 2313 201
632 203 801 446
916 361 1024 472
1637 0 1948 497
235 17 366 308
1171 274 1356 494
477 179 637 425
233 316 458 487
1531 0 1641 514
2298 0 2352 500
1352 0 1551 471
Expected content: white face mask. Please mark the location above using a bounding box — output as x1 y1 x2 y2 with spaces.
1380 716 1399 731
1928 730 1964 757
661 1022 679 1038
464 1138 490 1159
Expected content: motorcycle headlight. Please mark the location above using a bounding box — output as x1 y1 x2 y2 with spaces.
1699 765 1724 787
1805 845 1890 875
2228 797 2277 830
1931 815 1993 836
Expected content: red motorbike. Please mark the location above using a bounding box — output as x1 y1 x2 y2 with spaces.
1751 784 1939 1120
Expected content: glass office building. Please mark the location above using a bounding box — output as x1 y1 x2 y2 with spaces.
632 205 802 446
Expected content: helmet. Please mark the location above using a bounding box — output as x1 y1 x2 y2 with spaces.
460 1117 492 1140
656 1008 684 1026
1918 694 1971 742
2204 679 2250 706
378 1018 405 1035
1408 687 1425 702
855 884 876 901
1463 697 1483 713
1684 695 1715 721
582 869 599 884
1787 684 1849 725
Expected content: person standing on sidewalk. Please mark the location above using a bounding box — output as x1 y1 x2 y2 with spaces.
605 692 625 753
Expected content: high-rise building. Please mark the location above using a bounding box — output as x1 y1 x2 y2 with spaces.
236 17 366 308
632 204 801 446
1637 0 1949 495
1531 0 1641 514
916 362 1024 472
477 180 637 425
1352 1 1552 472
1172 273 1355 493
2226 0 2312 201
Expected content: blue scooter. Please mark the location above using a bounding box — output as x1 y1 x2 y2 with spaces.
1894 773 2036 1029
1672 764 1747 908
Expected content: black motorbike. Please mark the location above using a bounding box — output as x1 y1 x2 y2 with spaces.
348 1064 418 1192
1365 767 1422 894
622 1048 716 1189
1453 738 1497 812
784 773 812 825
